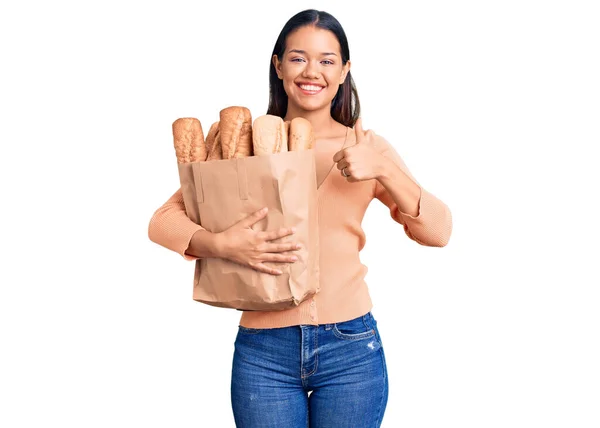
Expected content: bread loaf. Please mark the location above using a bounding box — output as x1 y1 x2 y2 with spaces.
288 117 315 151
219 106 253 159
252 115 288 156
204 121 219 155
172 117 207 163
205 121 223 161
206 131 223 161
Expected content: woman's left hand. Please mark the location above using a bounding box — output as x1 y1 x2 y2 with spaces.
333 118 387 182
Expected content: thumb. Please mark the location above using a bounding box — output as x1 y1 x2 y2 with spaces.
354 117 363 143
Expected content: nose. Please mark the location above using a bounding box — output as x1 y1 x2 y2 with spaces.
302 60 321 79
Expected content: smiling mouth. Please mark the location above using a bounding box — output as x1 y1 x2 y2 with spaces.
296 83 325 95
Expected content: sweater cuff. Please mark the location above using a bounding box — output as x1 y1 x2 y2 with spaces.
397 188 452 247
397 185 422 220
180 224 205 260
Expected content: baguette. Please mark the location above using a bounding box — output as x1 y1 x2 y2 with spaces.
172 117 207 163
204 121 219 156
219 106 253 159
288 117 315 151
252 115 288 156
206 130 223 161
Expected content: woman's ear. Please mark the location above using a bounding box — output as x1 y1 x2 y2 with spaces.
273 54 283 79
340 60 351 84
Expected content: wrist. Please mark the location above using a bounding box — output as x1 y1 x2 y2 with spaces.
376 156 395 181
188 229 225 259
212 232 228 259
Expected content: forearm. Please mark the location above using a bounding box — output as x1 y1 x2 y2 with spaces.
185 229 224 259
376 157 421 217
372 137 452 246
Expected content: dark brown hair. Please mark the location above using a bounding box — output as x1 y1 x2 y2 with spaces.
267 9 360 127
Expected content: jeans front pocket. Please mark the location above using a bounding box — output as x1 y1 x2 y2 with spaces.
332 313 376 340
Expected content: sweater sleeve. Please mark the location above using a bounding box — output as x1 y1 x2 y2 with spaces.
373 135 452 247
148 188 205 260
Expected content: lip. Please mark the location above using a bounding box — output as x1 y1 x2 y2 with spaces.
296 82 326 95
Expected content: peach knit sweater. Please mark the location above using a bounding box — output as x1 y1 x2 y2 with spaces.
148 126 452 328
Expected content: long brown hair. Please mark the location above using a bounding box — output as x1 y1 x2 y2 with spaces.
267 9 361 127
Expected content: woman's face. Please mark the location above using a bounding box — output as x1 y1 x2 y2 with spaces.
273 25 350 115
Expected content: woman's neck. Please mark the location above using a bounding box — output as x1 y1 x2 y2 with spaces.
283 106 345 139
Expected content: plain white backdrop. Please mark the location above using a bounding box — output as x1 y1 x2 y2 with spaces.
1 0 599 427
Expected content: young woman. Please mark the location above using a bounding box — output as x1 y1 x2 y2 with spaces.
148 9 452 427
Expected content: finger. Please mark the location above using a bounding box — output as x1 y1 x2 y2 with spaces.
354 118 363 143
262 253 299 263
259 226 296 242
365 129 375 145
242 207 269 228
251 262 283 276
264 242 302 253
341 166 352 179
347 175 358 183
332 149 346 163
336 159 349 170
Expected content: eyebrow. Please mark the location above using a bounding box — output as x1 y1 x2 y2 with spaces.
288 49 338 57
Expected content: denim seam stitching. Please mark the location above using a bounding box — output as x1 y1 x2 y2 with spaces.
332 324 376 340
331 312 375 340
238 326 263 334
362 314 371 330
375 347 387 426
301 328 319 379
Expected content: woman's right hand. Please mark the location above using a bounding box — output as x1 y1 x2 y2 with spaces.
216 207 301 275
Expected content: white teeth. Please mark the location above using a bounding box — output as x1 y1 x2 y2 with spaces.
299 84 323 92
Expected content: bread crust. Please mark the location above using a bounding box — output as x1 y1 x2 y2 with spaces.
204 121 219 155
206 130 223 161
172 117 207 163
252 115 288 156
219 106 253 159
288 117 315 151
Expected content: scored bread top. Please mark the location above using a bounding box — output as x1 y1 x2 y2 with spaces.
206 124 223 161
172 117 207 163
204 121 219 155
219 106 253 159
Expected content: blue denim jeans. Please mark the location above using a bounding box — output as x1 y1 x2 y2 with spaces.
231 311 388 427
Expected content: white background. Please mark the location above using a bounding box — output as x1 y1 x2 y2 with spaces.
1 0 599 427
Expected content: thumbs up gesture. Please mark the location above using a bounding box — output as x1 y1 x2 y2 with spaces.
332 118 386 182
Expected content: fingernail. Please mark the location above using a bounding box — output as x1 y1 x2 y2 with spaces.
291 256 298 261
262 207 268 213
296 243 302 249
291 227 297 233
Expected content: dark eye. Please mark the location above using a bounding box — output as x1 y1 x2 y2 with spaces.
291 58 305 62
322 60 334 65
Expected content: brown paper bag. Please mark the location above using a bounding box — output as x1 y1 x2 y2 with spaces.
177 149 320 311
